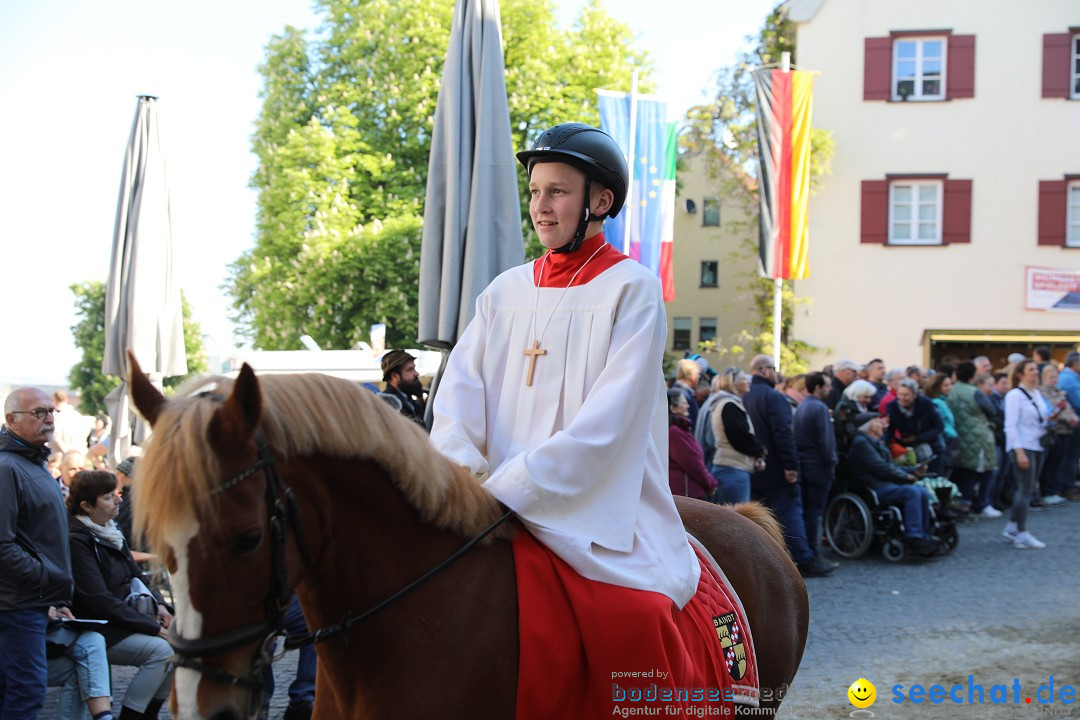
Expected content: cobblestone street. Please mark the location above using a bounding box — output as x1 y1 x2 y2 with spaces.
40 500 1080 719
785 499 1080 719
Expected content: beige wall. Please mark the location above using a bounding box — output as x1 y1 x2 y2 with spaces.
665 152 759 368
790 0 1080 369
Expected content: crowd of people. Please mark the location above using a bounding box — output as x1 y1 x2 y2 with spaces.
666 347 1080 576
0 387 316 720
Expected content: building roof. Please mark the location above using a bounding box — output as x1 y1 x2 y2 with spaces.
781 0 825 23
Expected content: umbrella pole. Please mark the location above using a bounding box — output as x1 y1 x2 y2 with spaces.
423 349 452 431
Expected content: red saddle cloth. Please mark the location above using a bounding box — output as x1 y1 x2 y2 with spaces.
512 530 759 719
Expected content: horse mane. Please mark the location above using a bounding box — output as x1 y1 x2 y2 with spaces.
134 372 507 555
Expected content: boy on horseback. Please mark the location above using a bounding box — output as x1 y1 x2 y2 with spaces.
430 122 699 607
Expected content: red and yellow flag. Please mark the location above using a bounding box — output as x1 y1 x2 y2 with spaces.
753 69 814 280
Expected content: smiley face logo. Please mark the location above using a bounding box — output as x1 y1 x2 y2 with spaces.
848 678 876 708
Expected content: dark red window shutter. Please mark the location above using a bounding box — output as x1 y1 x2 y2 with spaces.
1039 180 1067 246
943 179 973 244
864 37 892 101
946 35 976 99
1042 34 1071 99
861 180 889 244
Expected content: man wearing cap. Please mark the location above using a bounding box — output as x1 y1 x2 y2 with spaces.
381 349 426 427
1 387 75 717
826 358 862 410
431 122 698 609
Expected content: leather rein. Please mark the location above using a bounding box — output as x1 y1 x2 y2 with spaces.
169 417 513 706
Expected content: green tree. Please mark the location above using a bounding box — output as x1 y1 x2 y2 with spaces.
69 282 208 414
682 3 834 374
231 0 654 350
69 282 121 416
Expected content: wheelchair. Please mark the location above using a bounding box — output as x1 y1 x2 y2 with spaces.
824 476 959 562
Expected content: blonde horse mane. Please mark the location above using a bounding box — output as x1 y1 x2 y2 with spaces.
134 372 506 555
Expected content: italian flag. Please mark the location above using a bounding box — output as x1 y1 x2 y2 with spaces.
659 122 677 301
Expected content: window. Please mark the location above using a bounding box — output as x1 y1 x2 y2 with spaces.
863 177 970 245
673 317 691 350
702 197 720 227
866 34 973 101
889 181 943 245
699 318 717 344
1074 35 1080 98
700 261 718 288
893 38 946 100
1069 182 1080 247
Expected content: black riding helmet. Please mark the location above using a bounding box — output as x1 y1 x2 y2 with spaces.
516 123 629 253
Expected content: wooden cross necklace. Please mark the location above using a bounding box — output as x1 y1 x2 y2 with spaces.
523 242 605 387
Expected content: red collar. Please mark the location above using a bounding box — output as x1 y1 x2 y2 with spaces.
532 233 628 288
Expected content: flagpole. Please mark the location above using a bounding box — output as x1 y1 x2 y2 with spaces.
623 70 638 256
772 52 791 371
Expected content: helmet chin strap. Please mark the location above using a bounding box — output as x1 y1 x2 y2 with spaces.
553 177 592 254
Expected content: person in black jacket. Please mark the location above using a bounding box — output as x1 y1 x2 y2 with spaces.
847 414 940 557
68 470 174 719
744 356 834 577
0 387 74 718
381 350 427 427
793 372 838 563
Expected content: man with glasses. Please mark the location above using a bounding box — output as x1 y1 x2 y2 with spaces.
0 387 75 718
744 355 835 578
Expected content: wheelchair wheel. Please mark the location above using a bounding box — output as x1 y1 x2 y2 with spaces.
937 523 959 554
882 537 906 562
825 492 873 558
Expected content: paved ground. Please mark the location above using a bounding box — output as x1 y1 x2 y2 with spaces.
41 500 1080 719
783 499 1080 719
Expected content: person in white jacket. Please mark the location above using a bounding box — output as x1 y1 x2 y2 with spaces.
430 123 698 608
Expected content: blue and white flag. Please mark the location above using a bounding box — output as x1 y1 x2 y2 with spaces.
597 91 676 301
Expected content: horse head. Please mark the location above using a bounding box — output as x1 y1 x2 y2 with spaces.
129 353 312 720
129 352 517 719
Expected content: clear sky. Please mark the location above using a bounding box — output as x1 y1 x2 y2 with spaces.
0 0 774 386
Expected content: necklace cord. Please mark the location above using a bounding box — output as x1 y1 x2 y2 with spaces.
530 242 605 350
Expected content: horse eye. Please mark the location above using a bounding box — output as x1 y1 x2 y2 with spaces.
229 530 263 556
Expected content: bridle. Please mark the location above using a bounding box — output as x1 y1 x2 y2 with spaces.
169 419 513 715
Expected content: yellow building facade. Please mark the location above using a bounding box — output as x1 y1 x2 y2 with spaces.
665 152 760 369
786 0 1080 369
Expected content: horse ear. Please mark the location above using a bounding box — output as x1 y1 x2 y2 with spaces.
210 363 262 447
128 350 166 427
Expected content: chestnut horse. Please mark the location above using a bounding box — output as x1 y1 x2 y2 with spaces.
128 358 807 720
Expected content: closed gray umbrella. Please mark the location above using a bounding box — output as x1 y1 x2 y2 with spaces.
102 95 186 462
419 0 524 424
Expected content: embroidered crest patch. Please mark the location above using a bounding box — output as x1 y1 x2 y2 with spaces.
713 612 747 680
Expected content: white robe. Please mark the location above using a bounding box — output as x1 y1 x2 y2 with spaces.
430 257 699 607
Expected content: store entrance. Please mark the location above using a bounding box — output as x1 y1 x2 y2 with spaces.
926 332 1080 372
